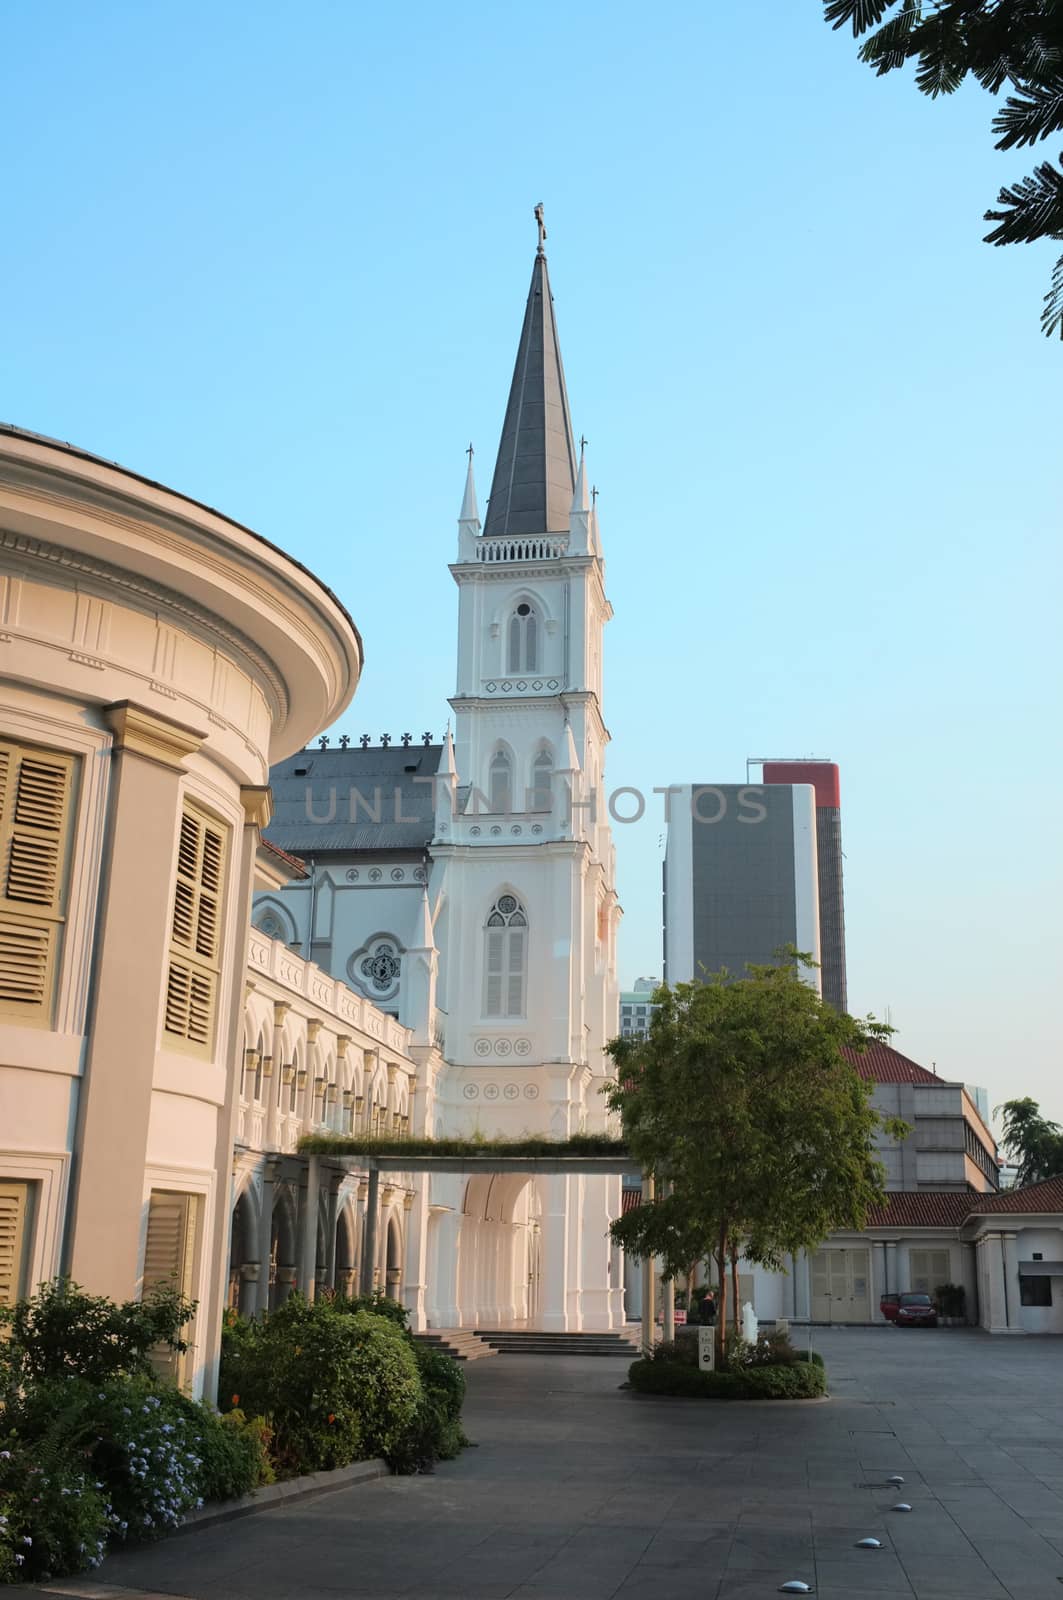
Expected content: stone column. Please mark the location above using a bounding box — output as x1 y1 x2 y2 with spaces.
66 703 205 1301
978 1233 1011 1333
885 1241 899 1296
433 1208 462 1327
255 1158 279 1316
403 1189 428 1330
609 1236 626 1329
204 785 271 1397
359 1167 380 1296
579 1174 616 1331
662 1275 675 1342
540 1174 571 1332
1002 1232 1024 1332
871 1241 888 1321
794 1251 812 1321
324 1177 340 1291
299 1155 320 1301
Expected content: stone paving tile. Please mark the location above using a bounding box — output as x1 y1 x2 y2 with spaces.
85 1330 1063 1600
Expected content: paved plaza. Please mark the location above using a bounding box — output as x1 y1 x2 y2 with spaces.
38 1328 1063 1600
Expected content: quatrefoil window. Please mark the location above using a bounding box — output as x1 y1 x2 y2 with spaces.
361 945 400 990
348 936 402 1001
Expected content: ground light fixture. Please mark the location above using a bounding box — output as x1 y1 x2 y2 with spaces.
855 1538 883 1548
887 1474 905 1484
779 1583 812 1593
892 1503 913 1512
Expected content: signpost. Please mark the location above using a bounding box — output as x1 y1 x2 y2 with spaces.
697 1326 715 1371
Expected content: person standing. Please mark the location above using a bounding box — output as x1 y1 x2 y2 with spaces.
699 1289 717 1326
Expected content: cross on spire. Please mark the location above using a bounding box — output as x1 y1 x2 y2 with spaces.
534 202 547 254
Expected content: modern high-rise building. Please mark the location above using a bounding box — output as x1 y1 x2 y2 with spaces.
619 976 660 1038
761 760 847 1012
663 783 821 991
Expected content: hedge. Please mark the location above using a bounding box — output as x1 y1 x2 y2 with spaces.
628 1357 827 1400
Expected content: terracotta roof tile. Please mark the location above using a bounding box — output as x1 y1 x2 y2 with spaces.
842 1041 944 1085
260 837 309 877
864 1191 976 1228
965 1174 1063 1215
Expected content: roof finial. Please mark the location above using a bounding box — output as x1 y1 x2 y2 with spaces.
534 202 547 255
466 441 474 460
579 434 587 458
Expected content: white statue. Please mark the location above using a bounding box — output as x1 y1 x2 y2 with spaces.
742 1300 758 1344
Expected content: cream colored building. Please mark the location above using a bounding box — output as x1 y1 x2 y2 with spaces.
230 917 433 1326
0 425 362 1395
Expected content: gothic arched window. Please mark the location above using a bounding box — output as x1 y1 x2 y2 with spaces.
484 894 528 1018
489 748 512 813
507 602 539 674
530 746 554 812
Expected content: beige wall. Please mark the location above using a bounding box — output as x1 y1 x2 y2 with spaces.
0 429 361 1396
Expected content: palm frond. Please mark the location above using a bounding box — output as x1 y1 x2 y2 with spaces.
984 152 1063 243
1041 248 1063 336
913 13 971 94
860 5 924 72
825 0 898 37
993 75 1063 147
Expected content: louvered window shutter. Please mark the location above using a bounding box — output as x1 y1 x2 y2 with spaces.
143 1190 197 1384
506 928 525 1017
165 807 226 1052
0 743 75 1021
0 1181 30 1308
485 929 504 1016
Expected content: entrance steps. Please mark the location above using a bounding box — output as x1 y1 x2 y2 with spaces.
413 1329 497 1362
475 1328 641 1357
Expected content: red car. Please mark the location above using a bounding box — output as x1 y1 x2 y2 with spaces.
895 1292 938 1328
880 1293 899 1322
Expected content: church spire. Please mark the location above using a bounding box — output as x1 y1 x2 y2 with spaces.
457 444 480 560
459 444 479 528
482 224 578 539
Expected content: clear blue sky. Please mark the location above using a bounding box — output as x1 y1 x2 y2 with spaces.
4 2 1060 1126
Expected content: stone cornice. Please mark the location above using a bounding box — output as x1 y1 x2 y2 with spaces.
0 521 288 719
104 700 205 769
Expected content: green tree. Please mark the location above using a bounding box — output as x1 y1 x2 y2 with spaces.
997 1095 1063 1183
605 956 908 1356
825 1 1063 335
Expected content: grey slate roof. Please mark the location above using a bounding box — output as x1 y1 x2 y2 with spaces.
482 251 578 539
265 744 442 854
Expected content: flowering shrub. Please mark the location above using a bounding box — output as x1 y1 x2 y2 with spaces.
0 1280 273 1586
725 1330 800 1370
0 1434 109 1583
8 1378 203 1542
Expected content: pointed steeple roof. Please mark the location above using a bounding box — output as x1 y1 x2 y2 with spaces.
483 250 578 538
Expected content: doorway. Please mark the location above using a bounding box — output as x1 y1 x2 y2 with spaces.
811 1248 871 1322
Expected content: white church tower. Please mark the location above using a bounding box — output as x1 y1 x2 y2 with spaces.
256 228 625 1333
429 231 624 1331
429 233 624 1337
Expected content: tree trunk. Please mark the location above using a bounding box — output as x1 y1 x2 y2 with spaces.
731 1243 740 1339
715 1222 729 1362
